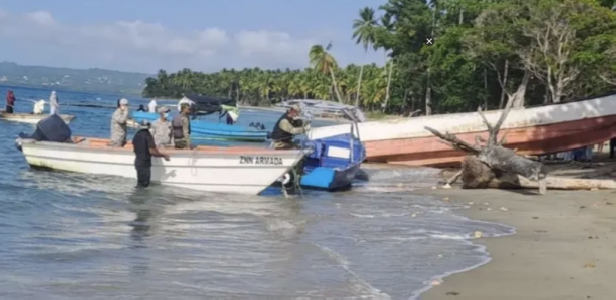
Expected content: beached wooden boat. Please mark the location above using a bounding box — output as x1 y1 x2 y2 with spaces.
17 136 307 195
309 93 616 167
132 111 269 142
0 111 75 124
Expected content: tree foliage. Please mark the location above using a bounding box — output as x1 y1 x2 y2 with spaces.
142 0 616 115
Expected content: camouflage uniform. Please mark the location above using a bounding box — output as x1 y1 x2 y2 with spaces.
173 114 191 149
150 118 173 147
109 108 129 147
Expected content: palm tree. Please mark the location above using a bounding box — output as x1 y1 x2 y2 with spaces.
352 7 378 107
309 43 343 103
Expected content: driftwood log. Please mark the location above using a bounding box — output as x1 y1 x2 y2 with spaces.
425 95 550 194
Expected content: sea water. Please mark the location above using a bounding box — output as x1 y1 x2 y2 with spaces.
0 86 514 299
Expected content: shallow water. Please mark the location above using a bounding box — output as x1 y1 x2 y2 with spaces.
0 86 514 299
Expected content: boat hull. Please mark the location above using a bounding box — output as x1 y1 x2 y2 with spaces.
299 163 360 190
131 112 268 142
19 137 305 195
0 112 75 124
309 95 616 167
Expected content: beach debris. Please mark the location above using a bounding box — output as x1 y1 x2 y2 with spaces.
532 216 539 219
443 197 450 201
583 262 596 269
468 202 474 205
580 206 587 209
473 231 483 238
500 207 508 211
445 291 460 296
487 208 492 211
431 186 437 190
430 279 442 286
411 213 417 217
484 202 490 206
425 84 550 195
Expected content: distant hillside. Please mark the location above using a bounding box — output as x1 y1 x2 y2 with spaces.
0 62 152 95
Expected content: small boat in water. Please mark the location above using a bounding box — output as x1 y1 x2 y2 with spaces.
309 93 616 167
131 111 269 142
0 111 75 124
271 124 365 192
15 115 307 195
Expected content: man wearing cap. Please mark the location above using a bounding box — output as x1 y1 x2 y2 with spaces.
172 102 192 149
110 98 130 147
132 120 171 188
150 106 173 147
270 105 311 149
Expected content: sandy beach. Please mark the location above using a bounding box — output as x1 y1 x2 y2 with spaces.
419 187 616 300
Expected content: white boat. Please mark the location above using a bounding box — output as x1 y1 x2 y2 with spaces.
0 111 75 124
18 136 307 195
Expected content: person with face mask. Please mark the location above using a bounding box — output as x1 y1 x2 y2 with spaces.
149 106 173 147
270 105 311 150
109 98 130 147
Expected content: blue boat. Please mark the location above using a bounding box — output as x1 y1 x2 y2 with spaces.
131 111 269 142
269 132 364 193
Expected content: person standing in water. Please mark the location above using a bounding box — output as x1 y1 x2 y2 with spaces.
132 120 170 188
172 103 192 149
49 91 59 114
5 90 15 113
110 98 130 147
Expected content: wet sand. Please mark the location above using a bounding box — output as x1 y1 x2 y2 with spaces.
420 187 616 300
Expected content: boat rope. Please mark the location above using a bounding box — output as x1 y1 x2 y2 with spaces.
189 146 199 176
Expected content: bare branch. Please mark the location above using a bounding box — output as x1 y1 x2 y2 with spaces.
424 126 481 154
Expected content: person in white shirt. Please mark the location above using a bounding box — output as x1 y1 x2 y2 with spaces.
49 91 59 114
33 100 45 114
148 99 157 113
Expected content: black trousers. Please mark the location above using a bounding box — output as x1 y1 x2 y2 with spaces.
5 105 13 113
135 164 151 188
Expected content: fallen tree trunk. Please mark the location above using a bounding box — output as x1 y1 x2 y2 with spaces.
460 156 614 191
426 88 551 194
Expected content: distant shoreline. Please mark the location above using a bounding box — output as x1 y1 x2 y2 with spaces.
0 83 141 97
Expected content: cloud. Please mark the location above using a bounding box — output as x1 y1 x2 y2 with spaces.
0 9 319 73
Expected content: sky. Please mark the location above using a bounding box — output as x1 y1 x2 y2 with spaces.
0 0 387 74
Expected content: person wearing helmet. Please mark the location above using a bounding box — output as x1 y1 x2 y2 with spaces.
132 120 170 188
270 104 311 149
109 98 130 147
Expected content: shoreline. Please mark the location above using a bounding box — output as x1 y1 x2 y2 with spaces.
414 187 616 300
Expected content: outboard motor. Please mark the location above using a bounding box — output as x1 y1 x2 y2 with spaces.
15 114 72 152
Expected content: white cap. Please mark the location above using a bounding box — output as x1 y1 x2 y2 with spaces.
119 98 128 105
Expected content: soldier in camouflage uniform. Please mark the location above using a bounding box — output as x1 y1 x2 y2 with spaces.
150 106 173 147
172 103 192 149
109 98 129 147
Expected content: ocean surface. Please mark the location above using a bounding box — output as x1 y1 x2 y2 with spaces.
0 86 514 299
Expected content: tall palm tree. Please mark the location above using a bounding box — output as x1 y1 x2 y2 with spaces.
309 43 343 103
352 7 378 107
